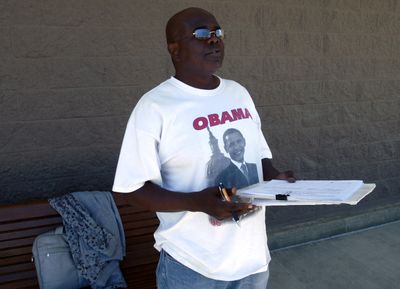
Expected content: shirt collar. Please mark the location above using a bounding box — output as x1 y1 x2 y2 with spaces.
231 159 246 170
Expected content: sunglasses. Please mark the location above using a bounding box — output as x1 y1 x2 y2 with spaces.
192 28 224 40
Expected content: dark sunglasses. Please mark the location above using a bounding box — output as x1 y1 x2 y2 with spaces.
192 28 224 40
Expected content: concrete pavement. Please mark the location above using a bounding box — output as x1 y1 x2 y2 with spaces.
267 220 400 289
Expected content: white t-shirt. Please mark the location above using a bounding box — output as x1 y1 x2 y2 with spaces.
113 76 273 281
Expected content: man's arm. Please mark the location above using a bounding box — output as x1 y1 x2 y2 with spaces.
114 181 254 220
262 158 295 182
114 159 292 219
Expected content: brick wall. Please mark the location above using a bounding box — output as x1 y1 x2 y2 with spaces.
1 1 399 227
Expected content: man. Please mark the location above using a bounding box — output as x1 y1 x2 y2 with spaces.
113 7 294 289
216 128 259 189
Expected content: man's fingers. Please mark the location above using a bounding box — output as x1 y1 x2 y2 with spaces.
276 170 296 183
227 187 237 197
284 170 296 183
231 202 256 215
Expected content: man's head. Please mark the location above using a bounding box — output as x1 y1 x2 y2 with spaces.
165 8 224 81
223 129 246 163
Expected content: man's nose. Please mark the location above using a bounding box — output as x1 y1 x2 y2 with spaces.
207 34 220 45
232 143 241 150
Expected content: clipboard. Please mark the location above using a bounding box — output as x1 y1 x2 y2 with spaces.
237 180 376 206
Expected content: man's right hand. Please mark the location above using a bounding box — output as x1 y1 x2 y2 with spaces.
191 186 255 221
116 182 255 221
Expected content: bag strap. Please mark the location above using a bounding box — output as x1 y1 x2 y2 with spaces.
55 226 64 234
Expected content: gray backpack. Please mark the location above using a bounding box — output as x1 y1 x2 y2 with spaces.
32 226 89 289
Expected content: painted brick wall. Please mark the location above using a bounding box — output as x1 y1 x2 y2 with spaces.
1 1 399 227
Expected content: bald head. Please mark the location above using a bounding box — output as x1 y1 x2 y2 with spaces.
165 7 224 88
166 7 216 43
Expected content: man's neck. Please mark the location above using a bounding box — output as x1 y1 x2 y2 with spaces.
174 73 220 89
231 159 245 168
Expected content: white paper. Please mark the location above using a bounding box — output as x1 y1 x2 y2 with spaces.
237 180 375 206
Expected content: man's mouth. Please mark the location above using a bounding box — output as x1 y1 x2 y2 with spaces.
205 49 221 56
232 150 244 158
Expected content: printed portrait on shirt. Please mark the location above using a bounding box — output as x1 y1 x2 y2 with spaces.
206 127 259 189
206 126 261 226
215 128 259 188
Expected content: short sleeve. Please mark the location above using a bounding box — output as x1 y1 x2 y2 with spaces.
112 102 163 193
258 128 272 159
241 85 273 160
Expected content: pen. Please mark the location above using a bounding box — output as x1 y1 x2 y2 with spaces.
218 183 240 227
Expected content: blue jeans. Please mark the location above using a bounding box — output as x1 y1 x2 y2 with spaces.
156 250 269 289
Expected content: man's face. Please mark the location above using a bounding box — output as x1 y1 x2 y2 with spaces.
224 132 246 162
174 12 224 77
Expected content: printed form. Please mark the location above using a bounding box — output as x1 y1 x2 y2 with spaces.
237 180 375 206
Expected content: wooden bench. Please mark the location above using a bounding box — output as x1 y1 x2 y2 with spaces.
0 193 159 289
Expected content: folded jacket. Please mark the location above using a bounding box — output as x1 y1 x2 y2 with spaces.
49 191 127 289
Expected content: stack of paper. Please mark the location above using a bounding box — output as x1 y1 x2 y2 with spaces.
237 180 376 206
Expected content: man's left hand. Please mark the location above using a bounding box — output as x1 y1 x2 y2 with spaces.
275 170 296 183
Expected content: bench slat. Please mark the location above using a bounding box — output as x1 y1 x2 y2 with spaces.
0 278 38 289
0 269 37 284
0 225 63 242
0 216 62 234
0 202 58 222
0 254 33 267
0 262 35 275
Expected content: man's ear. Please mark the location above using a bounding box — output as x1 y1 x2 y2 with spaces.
224 142 228 153
168 43 180 61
